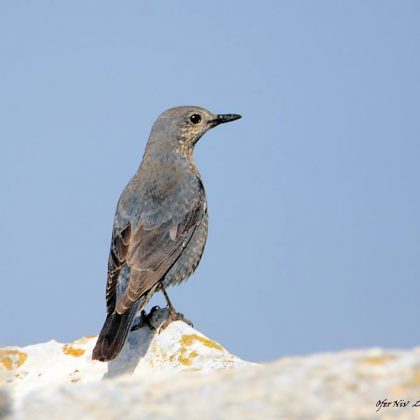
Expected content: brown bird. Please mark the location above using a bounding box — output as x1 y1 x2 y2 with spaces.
92 106 241 361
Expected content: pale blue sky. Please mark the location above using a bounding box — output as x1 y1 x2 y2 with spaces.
0 1 419 362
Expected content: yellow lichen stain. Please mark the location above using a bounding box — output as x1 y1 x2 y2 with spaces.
62 344 85 357
172 334 223 367
148 343 174 367
178 349 199 366
362 354 396 366
180 334 224 352
0 350 28 370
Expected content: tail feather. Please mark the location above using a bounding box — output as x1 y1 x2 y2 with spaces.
92 301 140 361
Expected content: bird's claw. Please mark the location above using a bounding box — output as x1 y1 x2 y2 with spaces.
158 310 193 334
130 309 156 331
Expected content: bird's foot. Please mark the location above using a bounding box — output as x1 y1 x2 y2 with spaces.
130 309 157 332
158 309 193 334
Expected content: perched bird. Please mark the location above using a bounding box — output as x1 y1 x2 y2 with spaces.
92 106 241 361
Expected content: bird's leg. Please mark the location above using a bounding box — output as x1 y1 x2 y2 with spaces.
162 287 176 313
158 287 193 332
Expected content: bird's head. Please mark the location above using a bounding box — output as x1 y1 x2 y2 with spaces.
147 106 241 158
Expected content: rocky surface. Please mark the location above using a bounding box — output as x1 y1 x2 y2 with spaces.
1 308 420 419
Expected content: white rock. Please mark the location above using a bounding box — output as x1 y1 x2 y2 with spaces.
2 309 420 419
0 308 251 419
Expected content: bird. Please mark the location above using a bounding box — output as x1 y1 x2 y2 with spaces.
92 106 241 361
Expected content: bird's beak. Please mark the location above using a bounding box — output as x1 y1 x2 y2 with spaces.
209 114 242 127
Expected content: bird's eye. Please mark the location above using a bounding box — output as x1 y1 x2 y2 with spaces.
190 114 202 124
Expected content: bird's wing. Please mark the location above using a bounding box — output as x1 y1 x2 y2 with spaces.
115 197 204 315
105 224 131 314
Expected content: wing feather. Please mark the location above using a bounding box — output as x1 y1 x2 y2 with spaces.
105 224 131 314
115 199 203 314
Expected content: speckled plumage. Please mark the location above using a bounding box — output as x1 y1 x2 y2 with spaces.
92 106 241 361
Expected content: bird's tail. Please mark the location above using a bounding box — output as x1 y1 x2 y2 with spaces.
92 301 140 362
